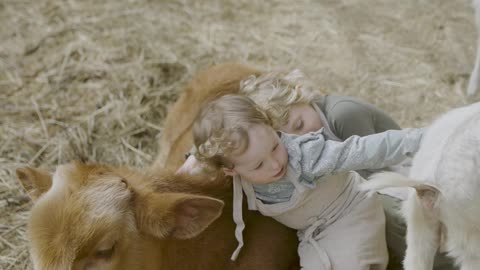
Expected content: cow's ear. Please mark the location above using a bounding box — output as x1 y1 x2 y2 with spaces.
415 184 440 210
135 192 224 239
16 167 52 202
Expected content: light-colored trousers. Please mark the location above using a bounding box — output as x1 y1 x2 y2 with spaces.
241 171 389 270
298 192 388 270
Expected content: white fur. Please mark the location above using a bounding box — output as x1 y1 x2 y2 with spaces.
361 101 480 270
467 0 480 96
40 163 74 204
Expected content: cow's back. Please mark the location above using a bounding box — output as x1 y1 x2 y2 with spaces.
410 102 480 184
160 198 299 269
411 102 480 208
140 182 298 270
152 63 262 171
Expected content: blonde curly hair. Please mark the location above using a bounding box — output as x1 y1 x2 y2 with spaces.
192 94 271 172
240 69 321 129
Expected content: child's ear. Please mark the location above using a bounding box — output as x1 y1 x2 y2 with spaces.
222 167 237 176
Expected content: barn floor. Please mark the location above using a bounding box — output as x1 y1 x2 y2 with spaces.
0 0 477 269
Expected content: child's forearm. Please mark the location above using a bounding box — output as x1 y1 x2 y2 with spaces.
300 128 424 179
339 127 424 170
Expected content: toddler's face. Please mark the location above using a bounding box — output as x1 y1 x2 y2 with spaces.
223 124 288 185
281 104 322 135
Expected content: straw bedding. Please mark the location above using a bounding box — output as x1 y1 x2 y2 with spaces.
0 0 477 268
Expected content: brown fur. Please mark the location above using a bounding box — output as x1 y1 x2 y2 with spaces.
19 63 299 269
19 162 298 269
152 62 263 171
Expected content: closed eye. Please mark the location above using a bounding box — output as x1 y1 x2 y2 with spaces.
95 242 116 260
254 162 263 170
272 144 278 152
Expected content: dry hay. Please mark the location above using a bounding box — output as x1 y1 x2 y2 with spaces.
0 0 478 269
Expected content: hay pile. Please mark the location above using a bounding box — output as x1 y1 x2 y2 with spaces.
0 0 477 268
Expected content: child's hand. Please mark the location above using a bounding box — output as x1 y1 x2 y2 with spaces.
176 155 203 175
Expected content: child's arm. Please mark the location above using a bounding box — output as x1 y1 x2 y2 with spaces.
326 96 401 139
291 128 424 180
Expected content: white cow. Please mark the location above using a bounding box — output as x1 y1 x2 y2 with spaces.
467 0 480 96
361 101 480 270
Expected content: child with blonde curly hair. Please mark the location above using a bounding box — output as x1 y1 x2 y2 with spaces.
239 69 402 145
179 69 405 178
191 94 424 270
238 70 459 270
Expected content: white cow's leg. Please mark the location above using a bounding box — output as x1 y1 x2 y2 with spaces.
460 257 480 270
467 38 480 97
403 195 440 270
454 233 480 270
468 0 480 96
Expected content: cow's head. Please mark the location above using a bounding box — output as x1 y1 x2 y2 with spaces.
17 161 224 270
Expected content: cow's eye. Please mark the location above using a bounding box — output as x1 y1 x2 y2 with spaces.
95 242 116 260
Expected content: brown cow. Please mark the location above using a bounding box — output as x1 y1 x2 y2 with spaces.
18 63 299 269
17 161 298 269
152 63 263 171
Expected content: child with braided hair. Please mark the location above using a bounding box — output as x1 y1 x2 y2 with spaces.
191 94 424 270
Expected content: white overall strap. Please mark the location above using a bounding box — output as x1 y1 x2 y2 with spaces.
241 178 258 210
301 218 332 270
231 176 245 261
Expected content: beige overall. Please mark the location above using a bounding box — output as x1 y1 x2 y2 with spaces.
232 170 388 270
